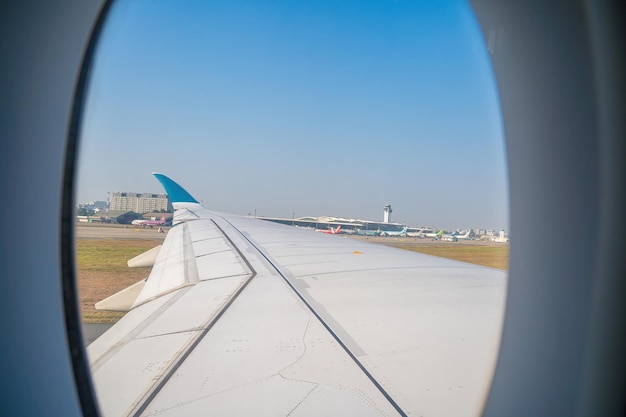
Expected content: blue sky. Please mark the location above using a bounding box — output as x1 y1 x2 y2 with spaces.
77 0 508 231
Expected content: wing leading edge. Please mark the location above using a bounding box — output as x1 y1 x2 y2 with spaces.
88 174 506 417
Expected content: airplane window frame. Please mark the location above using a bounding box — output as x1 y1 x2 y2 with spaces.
61 1 115 416
56 1 626 416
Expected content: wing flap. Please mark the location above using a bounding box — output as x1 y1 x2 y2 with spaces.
94 279 146 312
93 331 197 417
127 245 161 268
130 218 250 307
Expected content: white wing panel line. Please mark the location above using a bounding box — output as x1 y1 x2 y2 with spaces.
188 218 251 281
131 223 195 307
223 214 507 417
206 215 408 416
90 217 259 417
131 218 251 308
139 258 402 417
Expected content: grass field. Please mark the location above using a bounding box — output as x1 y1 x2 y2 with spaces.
376 242 509 270
77 239 157 323
77 237 509 324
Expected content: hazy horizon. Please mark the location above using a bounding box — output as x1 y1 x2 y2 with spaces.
76 0 508 232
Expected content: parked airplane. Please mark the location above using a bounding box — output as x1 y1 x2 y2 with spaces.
453 230 474 240
380 226 408 237
315 225 341 234
439 230 472 242
131 215 166 227
406 228 430 237
423 229 444 239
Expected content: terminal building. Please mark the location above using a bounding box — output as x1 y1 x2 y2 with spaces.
258 215 407 234
109 191 172 214
259 205 408 234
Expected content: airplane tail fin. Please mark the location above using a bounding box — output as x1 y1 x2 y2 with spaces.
335 226 341 233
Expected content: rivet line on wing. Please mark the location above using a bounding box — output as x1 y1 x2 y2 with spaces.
221 218 409 417
127 219 257 417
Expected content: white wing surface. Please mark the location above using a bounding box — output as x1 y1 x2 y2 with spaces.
88 174 506 417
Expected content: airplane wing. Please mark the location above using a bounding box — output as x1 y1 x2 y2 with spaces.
87 174 506 417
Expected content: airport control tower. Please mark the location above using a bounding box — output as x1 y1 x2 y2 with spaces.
383 205 392 223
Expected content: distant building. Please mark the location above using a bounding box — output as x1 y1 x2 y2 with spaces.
492 229 510 243
109 192 171 213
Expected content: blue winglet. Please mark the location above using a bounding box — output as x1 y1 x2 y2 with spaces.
152 173 198 203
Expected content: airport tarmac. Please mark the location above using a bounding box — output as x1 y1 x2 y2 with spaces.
75 224 169 240
346 234 506 246
82 323 113 345
76 223 506 245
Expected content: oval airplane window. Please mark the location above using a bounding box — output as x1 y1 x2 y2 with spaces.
74 1 509 415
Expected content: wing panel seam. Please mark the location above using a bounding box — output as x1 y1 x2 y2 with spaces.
127 219 257 417
220 217 409 417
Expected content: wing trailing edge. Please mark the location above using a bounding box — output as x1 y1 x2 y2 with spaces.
95 279 146 312
127 245 162 268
